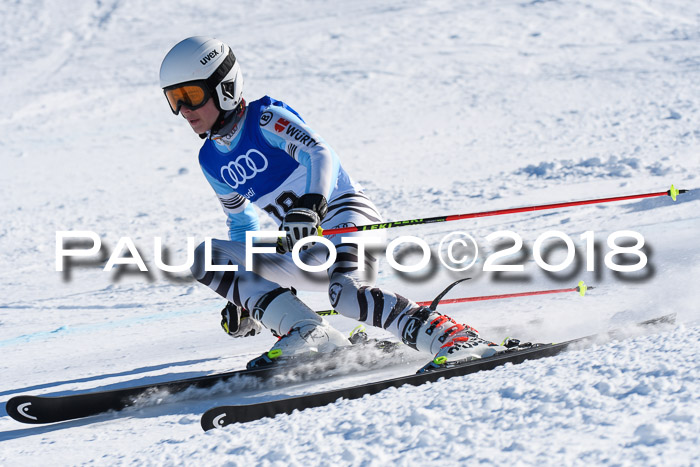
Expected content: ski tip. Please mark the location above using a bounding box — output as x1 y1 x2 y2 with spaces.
6 396 42 424
201 408 229 431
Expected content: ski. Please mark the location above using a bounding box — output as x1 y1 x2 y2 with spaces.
5 338 399 425
5 361 286 425
200 313 676 431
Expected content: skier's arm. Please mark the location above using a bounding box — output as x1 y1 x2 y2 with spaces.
259 105 340 199
200 169 260 242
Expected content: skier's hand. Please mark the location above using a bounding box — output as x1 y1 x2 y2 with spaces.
276 194 327 254
221 302 262 338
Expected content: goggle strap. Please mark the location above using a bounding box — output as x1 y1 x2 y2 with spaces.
206 49 236 94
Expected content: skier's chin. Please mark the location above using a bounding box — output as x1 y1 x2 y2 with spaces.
188 119 204 132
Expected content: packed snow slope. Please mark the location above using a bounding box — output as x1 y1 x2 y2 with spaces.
1 0 699 465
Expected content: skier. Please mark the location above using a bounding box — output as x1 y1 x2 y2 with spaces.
159 36 506 369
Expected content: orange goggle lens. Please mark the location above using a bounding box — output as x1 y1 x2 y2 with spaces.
164 84 208 114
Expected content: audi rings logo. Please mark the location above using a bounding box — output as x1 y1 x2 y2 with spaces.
220 150 269 189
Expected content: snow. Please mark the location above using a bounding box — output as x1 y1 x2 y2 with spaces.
191 325 699 466
1 0 699 465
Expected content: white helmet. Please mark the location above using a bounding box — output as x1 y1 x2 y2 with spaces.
159 36 243 114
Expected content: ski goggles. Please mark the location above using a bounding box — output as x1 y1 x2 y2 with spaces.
163 81 211 115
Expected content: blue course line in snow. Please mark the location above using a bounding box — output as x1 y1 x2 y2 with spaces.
0 357 219 397
0 307 212 348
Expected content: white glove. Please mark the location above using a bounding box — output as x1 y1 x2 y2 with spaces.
220 302 262 338
276 208 321 254
276 194 328 254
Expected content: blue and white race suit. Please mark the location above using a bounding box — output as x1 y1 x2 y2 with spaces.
191 96 434 351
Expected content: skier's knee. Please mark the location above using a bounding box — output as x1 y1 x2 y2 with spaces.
252 287 321 335
191 239 236 282
328 274 360 313
191 241 208 281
